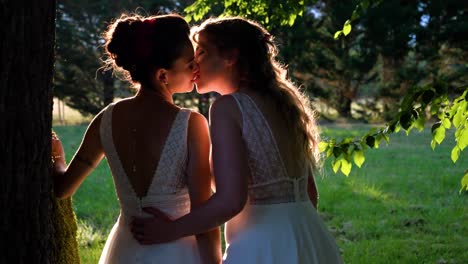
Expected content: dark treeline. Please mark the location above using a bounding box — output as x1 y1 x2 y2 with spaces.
55 0 468 122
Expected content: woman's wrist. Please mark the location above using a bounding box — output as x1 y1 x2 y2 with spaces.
172 219 186 240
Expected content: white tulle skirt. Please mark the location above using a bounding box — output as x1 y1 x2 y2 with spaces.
99 214 200 264
223 201 343 264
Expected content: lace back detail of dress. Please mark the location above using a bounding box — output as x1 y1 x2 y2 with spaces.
230 93 309 205
99 104 192 219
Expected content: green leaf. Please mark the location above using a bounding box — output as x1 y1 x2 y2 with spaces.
451 146 460 163
442 118 451 129
453 101 467 128
351 9 359 21
400 112 413 130
340 159 352 176
449 100 460 118
341 143 351 155
343 20 352 36
288 14 297 26
458 128 468 151
382 133 390 144
394 124 401 133
460 171 468 194
225 0 233 8
342 137 354 144
421 89 435 105
405 125 414 135
334 31 343 40
388 122 400 133
374 134 381 149
432 124 446 144
414 115 425 132
353 150 365 168
318 141 328 153
360 141 367 150
332 159 342 173
326 147 334 158
362 0 370 9
431 122 441 133
365 136 375 148
431 139 436 150
333 146 342 158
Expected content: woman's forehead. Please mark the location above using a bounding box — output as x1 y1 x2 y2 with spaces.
175 43 194 63
195 33 214 49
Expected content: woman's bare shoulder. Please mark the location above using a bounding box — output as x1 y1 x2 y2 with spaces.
210 94 241 118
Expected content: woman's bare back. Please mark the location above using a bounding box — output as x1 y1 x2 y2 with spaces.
111 97 181 198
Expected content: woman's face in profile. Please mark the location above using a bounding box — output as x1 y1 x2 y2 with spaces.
193 33 227 94
166 41 198 94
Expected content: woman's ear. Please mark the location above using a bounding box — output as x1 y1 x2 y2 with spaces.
156 68 169 85
224 48 239 67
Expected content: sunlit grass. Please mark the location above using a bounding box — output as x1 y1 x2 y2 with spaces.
318 124 468 264
352 182 391 201
55 123 468 263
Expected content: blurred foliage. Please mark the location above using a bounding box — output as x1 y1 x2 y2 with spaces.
185 0 309 27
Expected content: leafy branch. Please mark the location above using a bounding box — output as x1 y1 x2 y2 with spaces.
328 0 468 191
334 0 383 39
319 86 468 192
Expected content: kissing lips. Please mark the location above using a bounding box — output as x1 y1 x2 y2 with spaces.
191 73 200 82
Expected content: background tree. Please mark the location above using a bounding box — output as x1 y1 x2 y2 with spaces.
279 0 378 118
357 0 421 118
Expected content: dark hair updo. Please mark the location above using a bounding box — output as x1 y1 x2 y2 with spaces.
104 14 190 88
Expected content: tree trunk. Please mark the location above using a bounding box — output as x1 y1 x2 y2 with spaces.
381 55 404 98
0 1 56 262
336 96 352 118
382 56 396 84
336 80 355 118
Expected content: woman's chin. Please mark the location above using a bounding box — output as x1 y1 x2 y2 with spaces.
195 83 210 94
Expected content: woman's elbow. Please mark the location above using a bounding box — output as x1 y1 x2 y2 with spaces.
221 193 247 218
54 187 72 199
53 180 73 199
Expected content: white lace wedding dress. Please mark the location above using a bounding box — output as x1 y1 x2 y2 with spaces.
223 93 343 264
98 103 200 264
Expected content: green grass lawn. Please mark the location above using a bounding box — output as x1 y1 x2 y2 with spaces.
53 124 468 264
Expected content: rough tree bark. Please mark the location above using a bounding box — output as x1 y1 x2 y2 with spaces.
0 1 56 262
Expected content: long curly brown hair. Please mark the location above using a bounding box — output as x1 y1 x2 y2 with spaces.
192 17 321 171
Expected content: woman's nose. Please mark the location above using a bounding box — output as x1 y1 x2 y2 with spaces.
192 61 200 73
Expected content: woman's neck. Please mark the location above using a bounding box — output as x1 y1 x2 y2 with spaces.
217 78 242 95
216 67 244 95
237 85 254 95
136 87 173 104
